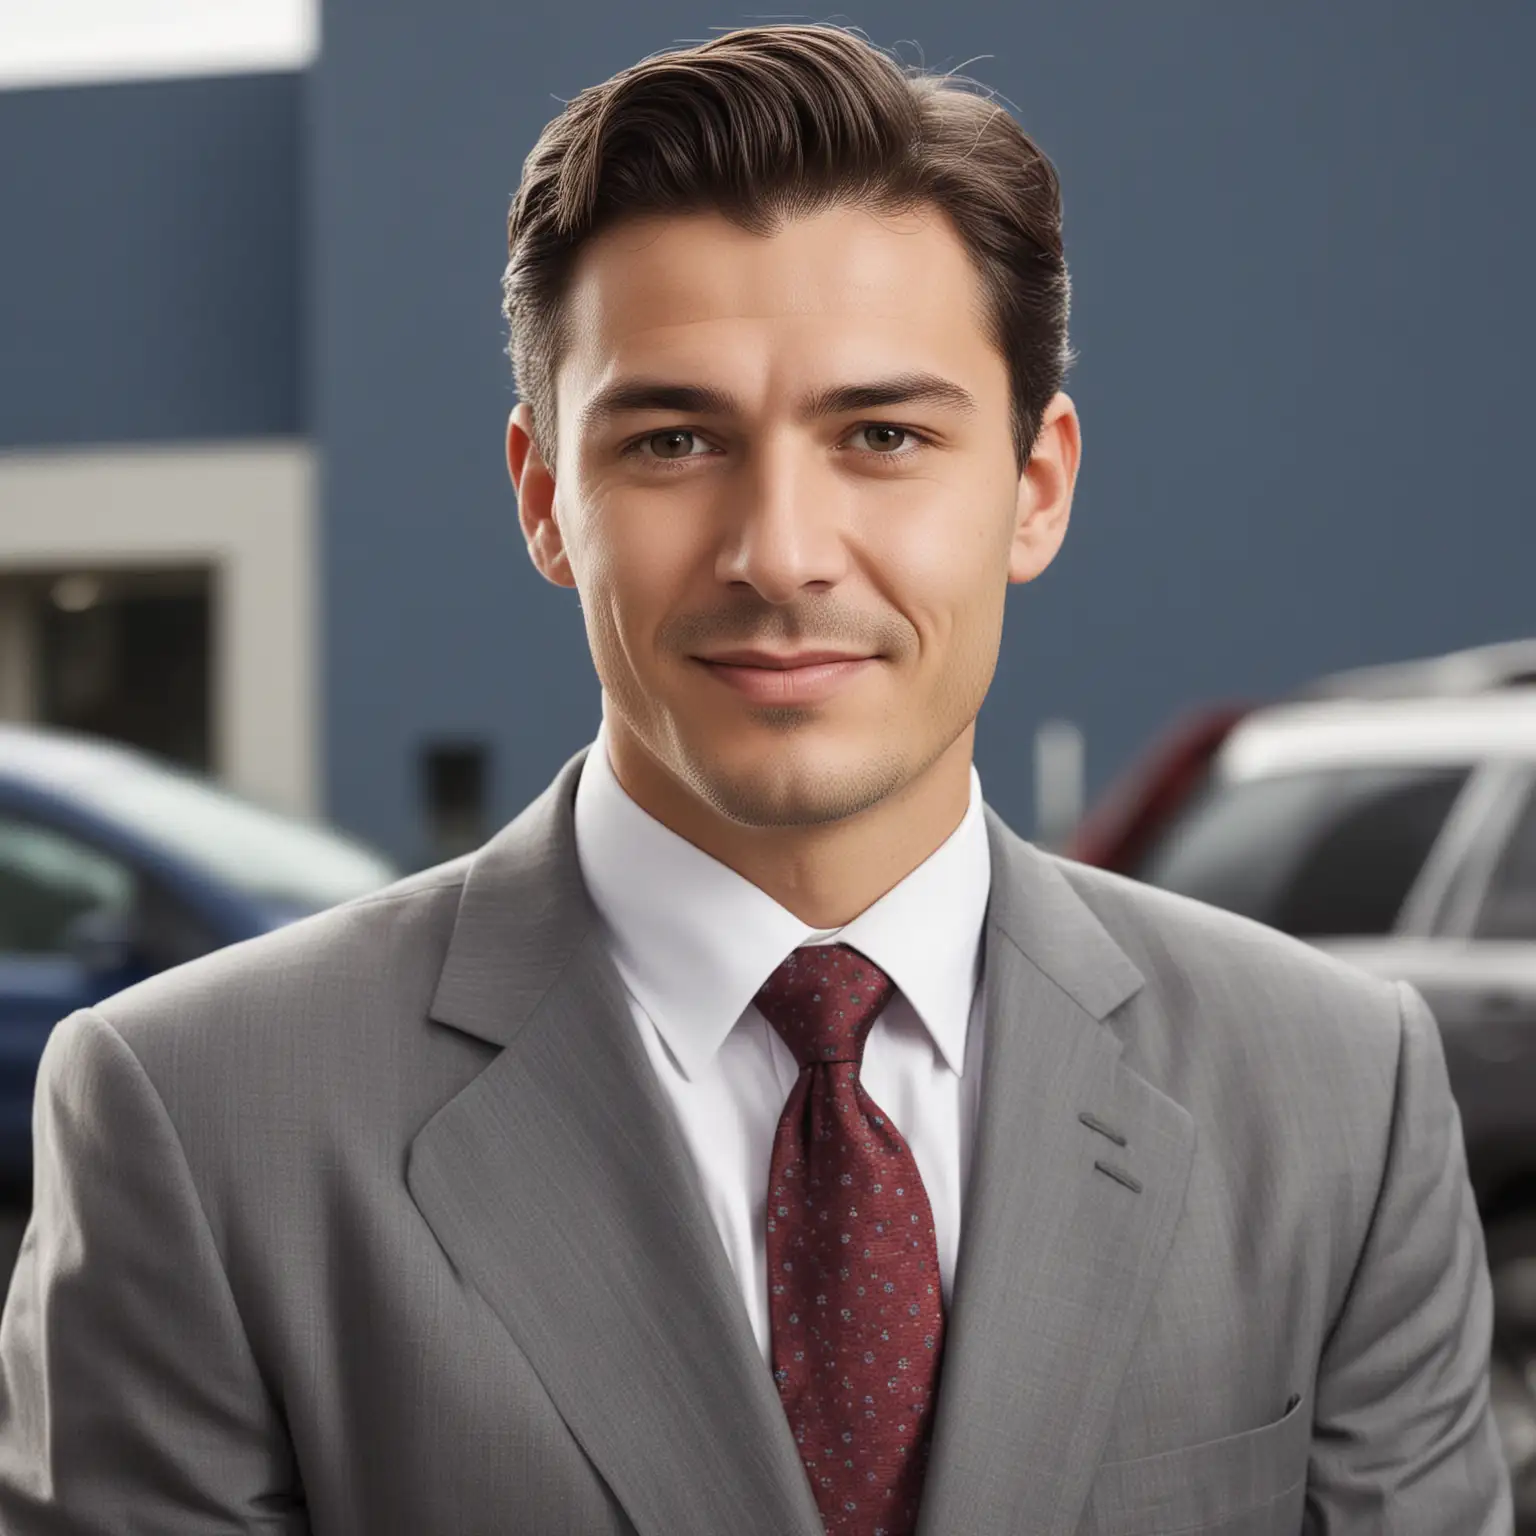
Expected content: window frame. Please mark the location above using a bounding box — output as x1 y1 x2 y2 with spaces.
1456 764 1536 943
1417 762 1536 941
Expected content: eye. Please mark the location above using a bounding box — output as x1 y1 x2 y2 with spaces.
847 423 927 457
852 424 922 455
625 429 711 465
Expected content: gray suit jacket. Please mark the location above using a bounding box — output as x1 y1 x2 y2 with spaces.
0 744 1512 1534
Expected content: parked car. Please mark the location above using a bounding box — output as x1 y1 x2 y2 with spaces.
1071 637 1536 876
0 724 399 1190
1076 687 1536 1520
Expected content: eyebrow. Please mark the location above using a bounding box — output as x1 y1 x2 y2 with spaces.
576 370 979 438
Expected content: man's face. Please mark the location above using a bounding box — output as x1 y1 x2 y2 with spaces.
511 202 1075 829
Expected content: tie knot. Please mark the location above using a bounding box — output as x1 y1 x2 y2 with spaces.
753 943 894 1070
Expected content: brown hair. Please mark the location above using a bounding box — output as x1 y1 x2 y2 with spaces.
502 23 1070 476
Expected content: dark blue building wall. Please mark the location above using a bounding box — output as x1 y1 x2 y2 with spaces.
0 72 302 446
312 1 1536 863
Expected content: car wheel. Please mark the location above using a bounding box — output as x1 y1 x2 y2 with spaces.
1485 1213 1536 1530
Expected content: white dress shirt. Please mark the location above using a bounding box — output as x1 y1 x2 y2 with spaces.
572 719 992 1367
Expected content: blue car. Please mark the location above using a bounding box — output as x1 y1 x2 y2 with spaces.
0 725 399 1186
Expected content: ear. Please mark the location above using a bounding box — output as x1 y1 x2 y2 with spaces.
507 402 576 590
1007 392 1081 585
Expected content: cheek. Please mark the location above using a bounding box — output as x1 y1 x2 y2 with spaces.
872 500 1013 648
570 500 702 647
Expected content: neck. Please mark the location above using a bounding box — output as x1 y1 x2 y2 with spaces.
603 715 976 930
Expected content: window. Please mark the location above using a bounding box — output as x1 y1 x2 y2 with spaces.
34 567 213 774
1132 765 1470 938
0 817 134 956
1475 784 1536 940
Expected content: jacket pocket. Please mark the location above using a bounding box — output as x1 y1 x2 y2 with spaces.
1083 1389 1310 1535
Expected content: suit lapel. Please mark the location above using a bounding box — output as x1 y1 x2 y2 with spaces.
916 813 1197 1536
407 747 824 1536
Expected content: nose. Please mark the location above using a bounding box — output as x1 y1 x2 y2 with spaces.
713 438 851 603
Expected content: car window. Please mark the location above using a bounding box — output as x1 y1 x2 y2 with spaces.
1474 782 1536 940
0 815 134 956
1132 764 1470 938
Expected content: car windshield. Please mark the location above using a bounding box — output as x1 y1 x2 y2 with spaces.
1130 763 1471 937
45 750 398 911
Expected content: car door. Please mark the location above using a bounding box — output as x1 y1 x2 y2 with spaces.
0 811 152 1186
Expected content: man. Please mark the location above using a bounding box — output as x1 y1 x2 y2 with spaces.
0 21 1512 1535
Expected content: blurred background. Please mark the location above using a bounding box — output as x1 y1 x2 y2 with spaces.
3 0 1532 868
2 0 1535 1515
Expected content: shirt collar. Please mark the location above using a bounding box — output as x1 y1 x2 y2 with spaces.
572 718 991 1082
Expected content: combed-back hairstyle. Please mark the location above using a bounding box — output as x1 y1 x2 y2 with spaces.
502 23 1070 477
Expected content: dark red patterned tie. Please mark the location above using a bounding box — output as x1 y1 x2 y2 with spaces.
755 943 946 1536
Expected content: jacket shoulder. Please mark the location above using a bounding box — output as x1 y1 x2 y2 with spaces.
1049 852 1406 1042
90 856 477 1067
1029 851 1414 1180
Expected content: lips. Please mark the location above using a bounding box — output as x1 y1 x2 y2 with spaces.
698 649 875 669
695 652 880 705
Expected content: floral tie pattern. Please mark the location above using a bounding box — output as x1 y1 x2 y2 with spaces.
755 943 946 1536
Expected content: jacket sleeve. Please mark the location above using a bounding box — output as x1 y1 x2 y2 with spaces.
1303 981 1513 1534
0 1007 306 1532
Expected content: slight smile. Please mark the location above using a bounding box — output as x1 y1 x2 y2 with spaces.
694 650 882 705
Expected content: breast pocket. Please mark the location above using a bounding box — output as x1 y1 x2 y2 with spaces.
1083 1389 1310 1535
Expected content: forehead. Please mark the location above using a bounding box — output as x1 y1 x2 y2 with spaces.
556 203 996 406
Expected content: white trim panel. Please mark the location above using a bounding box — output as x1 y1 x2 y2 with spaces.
0 441 318 816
